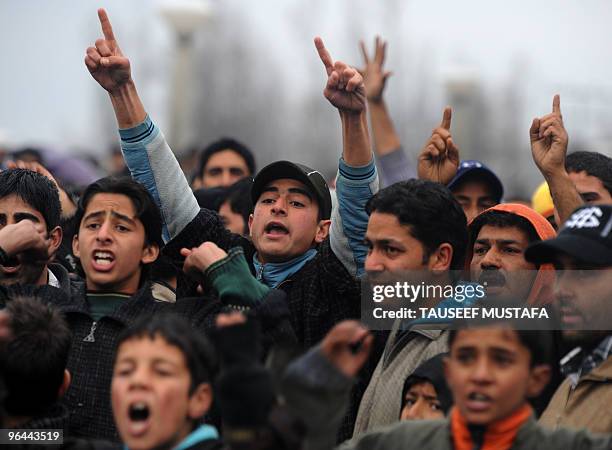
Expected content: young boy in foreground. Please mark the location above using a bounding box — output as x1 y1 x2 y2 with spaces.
333 322 611 449
287 319 612 450
111 314 223 450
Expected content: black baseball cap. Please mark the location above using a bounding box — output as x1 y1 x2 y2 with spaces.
447 160 504 203
251 161 332 220
525 205 612 266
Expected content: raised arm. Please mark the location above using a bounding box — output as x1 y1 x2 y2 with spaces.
417 107 460 185
530 95 582 225
315 37 379 277
360 37 415 186
85 8 201 243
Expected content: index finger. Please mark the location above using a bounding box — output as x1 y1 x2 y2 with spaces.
552 94 561 115
359 40 370 64
314 36 334 76
440 106 452 130
98 8 116 42
374 36 386 66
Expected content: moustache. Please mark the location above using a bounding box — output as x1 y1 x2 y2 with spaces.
478 269 506 287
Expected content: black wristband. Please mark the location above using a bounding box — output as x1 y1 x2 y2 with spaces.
0 246 8 265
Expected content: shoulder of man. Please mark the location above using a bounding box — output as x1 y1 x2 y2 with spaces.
163 208 255 266
341 419 449 450
296 238 358 289
518 416 612 450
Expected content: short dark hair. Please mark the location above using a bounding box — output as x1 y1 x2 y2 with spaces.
1 296 72 416
366 180 468 270
115 314 216 394
221 178 254 235
11 148 43 165
75 176 163 248
448 317 553 368
566 151 612 196
198 138 256 178
0 169 61 230
469 210 541 248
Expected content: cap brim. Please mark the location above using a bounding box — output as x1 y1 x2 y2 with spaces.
525 234 612 266
448 167 504 202
251 161 332 219
252 162 307 201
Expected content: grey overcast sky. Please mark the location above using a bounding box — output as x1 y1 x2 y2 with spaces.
0 0 611 164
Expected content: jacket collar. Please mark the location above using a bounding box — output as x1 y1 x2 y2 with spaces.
252 248 317 288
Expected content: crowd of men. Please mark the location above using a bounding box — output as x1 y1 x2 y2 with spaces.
0 8 610 450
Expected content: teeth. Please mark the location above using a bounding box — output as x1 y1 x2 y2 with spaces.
94 251 113 259
95 259 112 266
470 393 489 401
129 402 150 421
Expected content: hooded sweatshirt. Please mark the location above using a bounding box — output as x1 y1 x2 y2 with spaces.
466 203 556 306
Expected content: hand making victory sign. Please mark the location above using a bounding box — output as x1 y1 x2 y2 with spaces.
417 107 460 184
315 37 366 114
359 36 392 103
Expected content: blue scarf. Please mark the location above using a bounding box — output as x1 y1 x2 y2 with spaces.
253 248 318 288
123 424 219 450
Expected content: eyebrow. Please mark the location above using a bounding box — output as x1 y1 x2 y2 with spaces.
366 237 404 246
475 238 520 246
83 210 136 225
407 392 439 401
13 212 41 223
490 347 516 357
261 186 313 200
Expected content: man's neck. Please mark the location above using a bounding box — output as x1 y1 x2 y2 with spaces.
36 265 50 287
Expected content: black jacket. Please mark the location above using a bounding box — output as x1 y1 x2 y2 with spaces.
164 209 361 350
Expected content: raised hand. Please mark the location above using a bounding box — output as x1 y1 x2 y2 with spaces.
530 95 569 179
216 311 247 328
84 9 132 93
320 321 373 378
6 160 58 187
359 36 392 103
315 37 366 113
417 107 460 184
181 241 228 278
0 220 53 263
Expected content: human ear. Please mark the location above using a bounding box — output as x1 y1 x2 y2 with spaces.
57 369 71 399
248 214 254 238
314 219 331 244
48 226 63 254
526 364 551 398
141 243 159 265
187 383 213 419
428 243 453 272
72 234 80 258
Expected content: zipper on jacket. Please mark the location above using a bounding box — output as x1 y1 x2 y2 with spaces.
83 321 97 343
257 263 265 281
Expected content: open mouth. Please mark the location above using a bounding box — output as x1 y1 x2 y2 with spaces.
129 402 150 421
466 392 493 412
126 401 151 437
478 271 506 288
264 222 289 236
92 251 116 271
0 256 21 274
559 305 584 326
